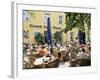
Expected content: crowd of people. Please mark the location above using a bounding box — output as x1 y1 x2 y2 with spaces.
23 41 91 69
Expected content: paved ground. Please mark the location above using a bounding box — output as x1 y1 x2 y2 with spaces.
58 61 70 68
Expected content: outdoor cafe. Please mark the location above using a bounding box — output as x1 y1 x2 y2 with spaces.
23 17 91 69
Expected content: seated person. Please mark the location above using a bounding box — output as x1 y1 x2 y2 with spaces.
60 44 67 51
77 48 90 66
77 48 89 59
68 51 78 67
39 46 48 57
26 49 32 55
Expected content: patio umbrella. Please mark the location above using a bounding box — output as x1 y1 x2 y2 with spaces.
78 30 83 44
46 17 52 45
78 30 86 45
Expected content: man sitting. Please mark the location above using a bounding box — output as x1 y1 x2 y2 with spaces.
39 46 48 57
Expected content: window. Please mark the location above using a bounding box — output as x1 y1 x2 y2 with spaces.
70 32 74 41
44 31 47 36
23 10 29 21
44 31 47 43
23 31 29 38
44 13 50 24
59 16 63 24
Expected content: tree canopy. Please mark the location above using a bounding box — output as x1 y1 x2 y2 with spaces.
64 12 91 33
34 32 44 44
53 31 62 43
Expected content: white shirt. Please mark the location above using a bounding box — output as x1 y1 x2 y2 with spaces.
77 52 88 59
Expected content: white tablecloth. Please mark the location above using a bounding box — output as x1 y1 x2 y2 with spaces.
34 57 43 65
34 56 50 65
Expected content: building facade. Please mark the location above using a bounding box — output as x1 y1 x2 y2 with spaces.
23 10 67 44
23 10 90 44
